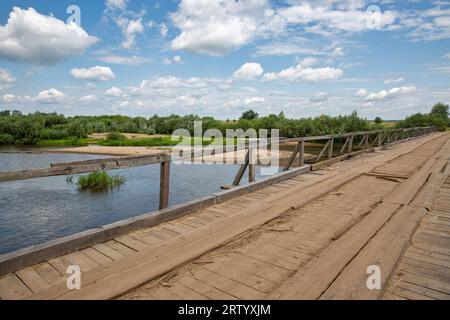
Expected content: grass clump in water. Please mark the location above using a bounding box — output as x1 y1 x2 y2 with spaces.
75 171 125 192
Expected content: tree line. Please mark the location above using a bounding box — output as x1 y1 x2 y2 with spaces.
0 103 447 146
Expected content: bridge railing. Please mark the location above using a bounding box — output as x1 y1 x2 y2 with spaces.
0 153 173 210
0 126 438 209
230 126 438 186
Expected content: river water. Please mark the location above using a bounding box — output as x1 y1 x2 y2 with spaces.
0 151 265 255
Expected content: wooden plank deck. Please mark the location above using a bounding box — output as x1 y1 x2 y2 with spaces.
124 133 450 301
382 175 450 300
0 132 448 300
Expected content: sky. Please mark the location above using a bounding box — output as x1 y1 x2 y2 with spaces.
0 0 449 120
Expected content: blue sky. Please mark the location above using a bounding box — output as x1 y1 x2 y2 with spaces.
0 0 449 120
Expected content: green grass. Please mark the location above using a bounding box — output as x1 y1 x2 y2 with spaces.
36 138 95 147
98 136 181 147
75 171 125 192
98 136 246 147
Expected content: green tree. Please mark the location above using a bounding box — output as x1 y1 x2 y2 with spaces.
240 110 259 121
374 117 383 124
430 102 449 119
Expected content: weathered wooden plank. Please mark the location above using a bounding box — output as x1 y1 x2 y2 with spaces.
115 235 149 252
320 205 427 300
62 252 100 273
159 280 209 300
270 202 401 299
34 263 64 286
92 243 125 261
387 284 435 300
396 271 450 294
201 258 278 294
389 279 449 300
0 273 32 300
177 275 237 300
15 267 50 293
47 257 71 275
405 249 450 269
103 241 136 257
398 258 450 283
189 266 266 300
81 247 114 265
0 153 171 182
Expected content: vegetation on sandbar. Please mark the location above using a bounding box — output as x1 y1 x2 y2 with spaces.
72 171 125 192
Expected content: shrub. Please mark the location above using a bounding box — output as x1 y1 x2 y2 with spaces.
144 126 156 135
106 131 127 141
76 171 125 192
0 134 14 145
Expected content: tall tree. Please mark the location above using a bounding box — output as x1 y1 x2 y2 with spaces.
240 110 259 121
430 102 449 119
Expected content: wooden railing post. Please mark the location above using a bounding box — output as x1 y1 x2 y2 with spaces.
232 150 249 186
284 139 302 171
348 134 353 153
299 139 305 166
248 141 256 183
249 163 256 183
159 161 170 210
328 138 334 160
315 139 331 163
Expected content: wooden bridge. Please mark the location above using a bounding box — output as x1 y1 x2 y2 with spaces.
1 127 449 300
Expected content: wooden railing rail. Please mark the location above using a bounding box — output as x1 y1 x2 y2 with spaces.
0 153 172 210
231 126 437 186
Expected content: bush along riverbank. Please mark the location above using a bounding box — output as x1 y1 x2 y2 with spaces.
0 103 448 147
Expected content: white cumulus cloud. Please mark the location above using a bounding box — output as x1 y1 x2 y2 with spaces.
2 93 31 103
115 17 145 49
170 0 283 56
299 57 319 68
34 88 67 104
96 54 150 65
105 87 123 97
0 7 98 64
233 63 264 80
79 95 98 103
355 88 368 97
70 66 116 81
263 64 343 82
364 86 417 101
106 0 128 11
244 96 265 105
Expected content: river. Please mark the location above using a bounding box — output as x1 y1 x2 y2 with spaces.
0 151 265 255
